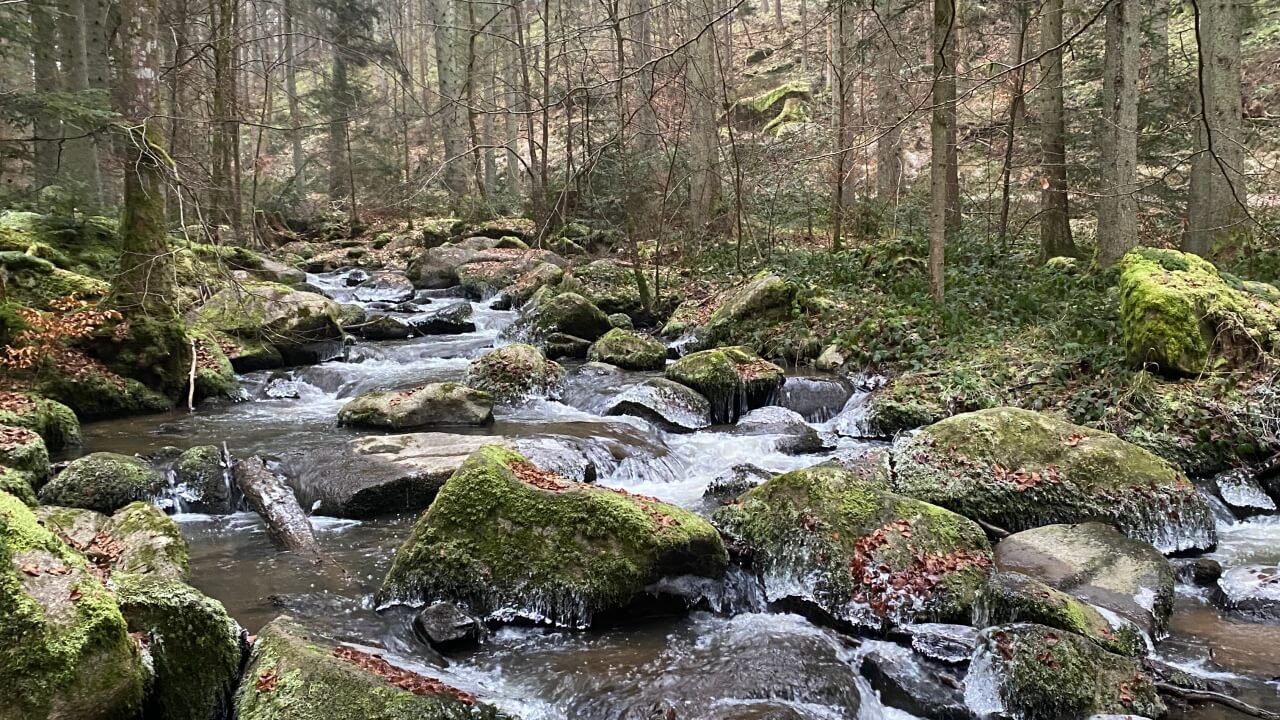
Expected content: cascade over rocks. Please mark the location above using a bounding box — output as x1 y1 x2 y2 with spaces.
352 272 415 303
665 346 785 424
889 407 1216 553
587 328 667 370
338 383 495 430
38 452 164 513
603 378 712 433
732 406 833 455
714 464 993 630
464 344 562 403
380 446 728 628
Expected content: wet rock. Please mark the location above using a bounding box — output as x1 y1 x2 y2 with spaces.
462 217 537 241
964 623 1165 720
666 346 785 424
974 571 1146 656
0 424 49 491
406 238 492 288
464 344 562 403
191 283 344 369
408 302 476 335
502 261 565 307
173 445 233 514
994 522 1175 638
381 446 728 628
36 501 189 580
607 312 634 330
413 601 486 651
588 328 667 370
520 291 611 342
0 492 149 719
1171 557 1222 587
890 407 1216 553
604 378 712 432
1214 565 1280 621
815 344 846 371
714 464 993 630
543 332 592 360
38 452 164 513
263 376 302 399
344 268 371 286
774 375 857 423
235 616 510 719
732 406 832 454
1212 467 1276 516
859 644 972 720
357 314 415 340
338 383 495 430
336 303 367 329
513 437 597 484
900 623 978 664
704 464 772 503
0 392 80 451
353 272 415 303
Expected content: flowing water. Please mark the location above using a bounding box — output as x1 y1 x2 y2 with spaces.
73 269 1280 719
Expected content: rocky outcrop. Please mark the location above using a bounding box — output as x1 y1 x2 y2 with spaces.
665 346 785 424
381 446 728 628
714 464 993 630
603 378 712 433
464 344 562 403
890 407 1216 553
338 383 494 430
587 328 667 370
38 452 164 513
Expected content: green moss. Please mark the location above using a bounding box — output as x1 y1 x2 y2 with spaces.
108 502 190 578
762 97 810 135
38 452 162 513
974 572 1145 656
559 260 646 318
0 251 109 308
665 346 784 423
0 394 81 452
0 424 49 484
0 211 120 277
735 81 810 118
382 446 727 627
35 368 172 420
587 329 667 370
526 292 611 341
190 331 240 399
0 467 37 505
464 344 563 402
714 464 991 629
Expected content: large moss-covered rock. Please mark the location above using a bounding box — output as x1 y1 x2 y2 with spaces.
974 571 1146 656
714 464 993 630
559 260 645 318
661 273 794 346
38 452 163 514
191 333 240 400
890 407 1215 553
190 282 343 369
0 251 109 308
665 346 785 424
728 81 811 129
587 329 667 370
37 502 189 580
1119 247 1280 376
995 522 1176 638
0 211 120 277
464 344 562 402
235 616 509 720
0 425 49 488
338 383 494 430
603 378 712 433
520 292 611 342
381 446 728 628
0 392 79 451
0 491 149 719
964 623 1164 720
34 367 173 420
0 467 37 506
173 445 233 514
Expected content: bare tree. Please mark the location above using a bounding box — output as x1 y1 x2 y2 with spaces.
1039 0 1078 260
1098 0 1140 266
929 0 957 302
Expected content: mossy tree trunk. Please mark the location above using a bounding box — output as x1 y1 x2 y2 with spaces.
928 0 956 302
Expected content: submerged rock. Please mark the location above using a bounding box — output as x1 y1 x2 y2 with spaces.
173 445 233 514
714 464 993 630
353 272 415 303
900 623 978 665
858 643 971 720
235 616 509 719
732 406 832 454
464 344 562 403
890 407 1216 553
1214 565 1280 622
994 522 1175 638
587 328 667 370
604 378 712 433
703 463 773 504
38 452 164 513
974 571 1146 656
1212 467 1276 516
413 601 486 651
381 446 728 628
338 383 494 430
964 623 1165 720
665 346 785 424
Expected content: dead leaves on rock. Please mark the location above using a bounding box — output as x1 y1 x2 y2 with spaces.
848 519 991 619
510 460 572 491
332 646 476 705
255 668 279 692
992 463 1062 493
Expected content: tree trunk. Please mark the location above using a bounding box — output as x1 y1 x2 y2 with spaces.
1146 0 1170 92
29 0 60 190
84 0 116 205
928 0 956 302
430 0 474 199
1182 0 1248 256
997 0 1029 244
874 0 903 203
1098 0 1140 266
687 0 722 229
234 456 323 555
831 0 856 251
55 0 103 206
327 48 353 206
1039 0 1077 261
284 0 306 198
211 0 242 239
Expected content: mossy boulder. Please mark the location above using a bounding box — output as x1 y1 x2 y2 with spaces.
1119 247 1280 376
338 383 495 430
0 425 49 488
994 522 1176 638
1 467 37 505
462 217 537 241
587 329 667 370
464 344 562 403
38 502 189 580
607 312 633 330
192 333 240 400
235 616 509 720
662 273 795 348
974 571 1146 656
542 332 591 360
0 250 109 309
0 211 120 277
889 407 1216 553
520 292 611 342
728 81 811 129
559 260 646 318
190 282 343 369
34 367 174 420
732 406 831 455
173 445 233 514
665 346 785 424
381 446 728 628
603 378 712 433
503 261 565 307
0 392 79 451
0 491 149 719
714 464 993 630
38 452 163 514
964 623 1164 720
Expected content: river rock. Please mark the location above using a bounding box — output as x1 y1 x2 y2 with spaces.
38 452 164 513
0 491 150 719
858 643 971 720
607 312 633 330
1212 467 1276 516
559 259 646 319
406 237 495 288
604 378 712 432
191 282 344 369
336 302 367 328
38 502 189 579
356 314 415 340
409 302 476 336
381 446 728 628
543 332 592 360
974 571 1146 656
413 601 486 651
889 407 1216 553
345 268 371 286
0 392 80 451
464 344 562 402
1214 565 1280 621
704 463 773 503
588 328 667 370
173 445 233 514
666 346 785 424
0 424 49 482
732 406 832 454
714 464 993 630
502 261 565 307
1172 557 1222 587
994 522 1175 638
964 623 1165 720
338 383 495 430
235 616 509 719
520 292 611 342
900 623 978 664
512 437 597 484
353 272 415 303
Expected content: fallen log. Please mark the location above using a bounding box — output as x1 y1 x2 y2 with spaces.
234 455 323 556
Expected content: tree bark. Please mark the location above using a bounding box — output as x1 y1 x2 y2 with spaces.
1182 0 1248 256
29 0 61 190
1098 0 1140 266
211 0 241 238
929 0 956 302
55 0 103 206
687 0 722 229
234 456 323 555
430 0 475 199
831 0 856 251
1039 0 1078 261
284 0 306 199
997 0 1029 244
874 0 903 203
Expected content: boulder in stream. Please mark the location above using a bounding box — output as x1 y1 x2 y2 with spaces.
1214 564 1280 622
1211 467 1276 516
974 571 1146 656
338 383 495 430
352 272 415 303
355 314 415 340
665 346 785 424
191 282 344 370
889 407 1216 553
714 464 993 630
732 406 832 454
413 601 487 651
558 259 647 319
38 451 164 513
662 273 795 347
587 328 667 370
519 291 611 342
603 378 712 432
964 623 1165 720
173 445 234 514
858 643 971 720
409 302 476 335
464 344 562 403
37 501 190 579
381 445 728 628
